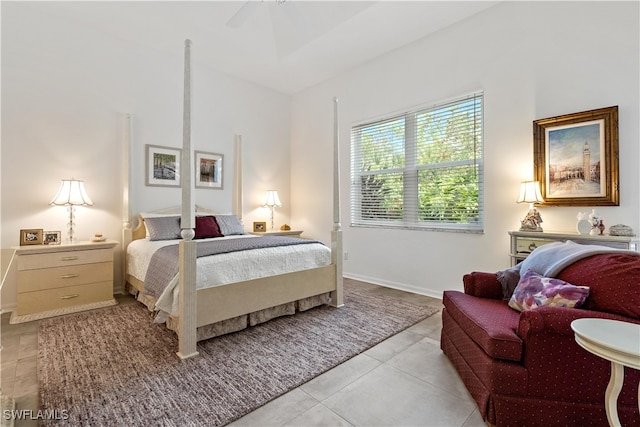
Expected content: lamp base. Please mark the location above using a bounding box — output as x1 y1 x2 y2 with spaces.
520 208 543 232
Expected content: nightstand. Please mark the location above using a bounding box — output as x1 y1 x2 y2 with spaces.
249 230 303 237
10 240 118 323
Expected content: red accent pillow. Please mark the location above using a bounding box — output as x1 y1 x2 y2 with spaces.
557 253 640 319
194 216 223 239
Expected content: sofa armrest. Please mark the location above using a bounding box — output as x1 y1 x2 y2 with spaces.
515 306 640 404
463 272 503 299
517 306 640 340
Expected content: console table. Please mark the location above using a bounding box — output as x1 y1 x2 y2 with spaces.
509 230 639 266
571 318 640 427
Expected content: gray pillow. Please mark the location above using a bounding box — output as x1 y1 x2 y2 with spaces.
214 215 245 235
144 216 181 241
496 265 521 300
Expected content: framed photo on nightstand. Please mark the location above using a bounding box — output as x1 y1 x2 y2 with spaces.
43 231 61 245
253 222 266 232
20 229 43 245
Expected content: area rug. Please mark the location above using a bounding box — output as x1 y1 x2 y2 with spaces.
38 283 438 426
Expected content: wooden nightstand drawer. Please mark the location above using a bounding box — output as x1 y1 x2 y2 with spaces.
16 281 114 315
17 248 113 270
17 261 113 293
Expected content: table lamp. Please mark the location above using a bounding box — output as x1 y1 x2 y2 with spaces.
263 190 281 230
517 180 544 232
50 179 94 242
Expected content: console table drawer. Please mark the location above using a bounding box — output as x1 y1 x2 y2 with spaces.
16 281 114 315
515 238 556 254
17 262 113 293
17 248 112 270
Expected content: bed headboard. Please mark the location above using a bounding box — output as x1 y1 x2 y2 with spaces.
130 205 222 241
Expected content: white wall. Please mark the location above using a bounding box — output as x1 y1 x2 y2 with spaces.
1 2 292 310
291 1 640 298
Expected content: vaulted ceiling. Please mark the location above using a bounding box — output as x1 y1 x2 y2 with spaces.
23 1 501 94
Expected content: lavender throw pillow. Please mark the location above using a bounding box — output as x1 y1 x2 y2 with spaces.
508 269 589 312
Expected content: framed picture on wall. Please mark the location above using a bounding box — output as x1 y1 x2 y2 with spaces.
195 151 223 189
146 144 181 187
20 229 43 245
533 106 619 206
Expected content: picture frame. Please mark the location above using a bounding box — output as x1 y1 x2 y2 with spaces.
43 231 61 245
20 229 43 245
146 144 181 187
253 222 266 232
195 151 223 189
533 106 619 206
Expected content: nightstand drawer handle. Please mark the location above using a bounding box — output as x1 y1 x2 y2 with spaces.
60 294 79 300
60 273 80 279
60 256 79 261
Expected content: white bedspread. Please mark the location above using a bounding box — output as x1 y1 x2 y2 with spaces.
126 235 331 318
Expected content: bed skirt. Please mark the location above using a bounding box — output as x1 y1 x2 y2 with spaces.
125 282 330 341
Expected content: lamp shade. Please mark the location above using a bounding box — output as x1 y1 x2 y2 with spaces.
516 181 544 204
50 179 94 206
263 190 282 208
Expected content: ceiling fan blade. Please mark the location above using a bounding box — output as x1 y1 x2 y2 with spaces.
226 1 260 29
278 1 312 37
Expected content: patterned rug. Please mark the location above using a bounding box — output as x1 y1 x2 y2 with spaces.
38 282 438 426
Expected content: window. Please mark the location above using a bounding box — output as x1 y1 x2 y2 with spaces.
350 93 483 232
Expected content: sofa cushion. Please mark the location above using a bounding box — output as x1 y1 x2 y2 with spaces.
508 269 589 312
557 253 640 319
443 290 523 361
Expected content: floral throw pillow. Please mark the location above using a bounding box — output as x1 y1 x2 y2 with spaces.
508 269 590 312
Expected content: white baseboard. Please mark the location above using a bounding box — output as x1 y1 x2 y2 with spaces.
344 273 443 300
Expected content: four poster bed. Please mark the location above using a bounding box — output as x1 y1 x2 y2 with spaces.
122 40 343 358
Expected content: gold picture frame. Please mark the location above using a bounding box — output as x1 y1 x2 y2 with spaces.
533 106 619 206
253 222 266 232
20 229 43 245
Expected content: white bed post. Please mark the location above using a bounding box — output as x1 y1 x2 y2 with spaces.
122 113 132 290
331 97 344 307
177 39 198 359
233 135 243 220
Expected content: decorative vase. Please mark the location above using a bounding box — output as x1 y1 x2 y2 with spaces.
588 209 601 235
598 220 605 236
576 219 591 235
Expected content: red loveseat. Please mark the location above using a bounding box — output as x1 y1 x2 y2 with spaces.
441 252 640 427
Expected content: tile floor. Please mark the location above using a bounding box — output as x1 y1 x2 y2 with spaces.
1 280 485 426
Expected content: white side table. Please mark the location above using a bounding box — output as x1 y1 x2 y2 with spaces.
571 318 640 426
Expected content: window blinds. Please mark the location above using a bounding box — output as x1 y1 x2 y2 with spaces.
351 93 484 232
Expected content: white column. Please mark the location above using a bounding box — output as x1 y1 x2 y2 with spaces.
233 135 243 220
178 39 198 359
331 97 344 308
122 113 132 291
